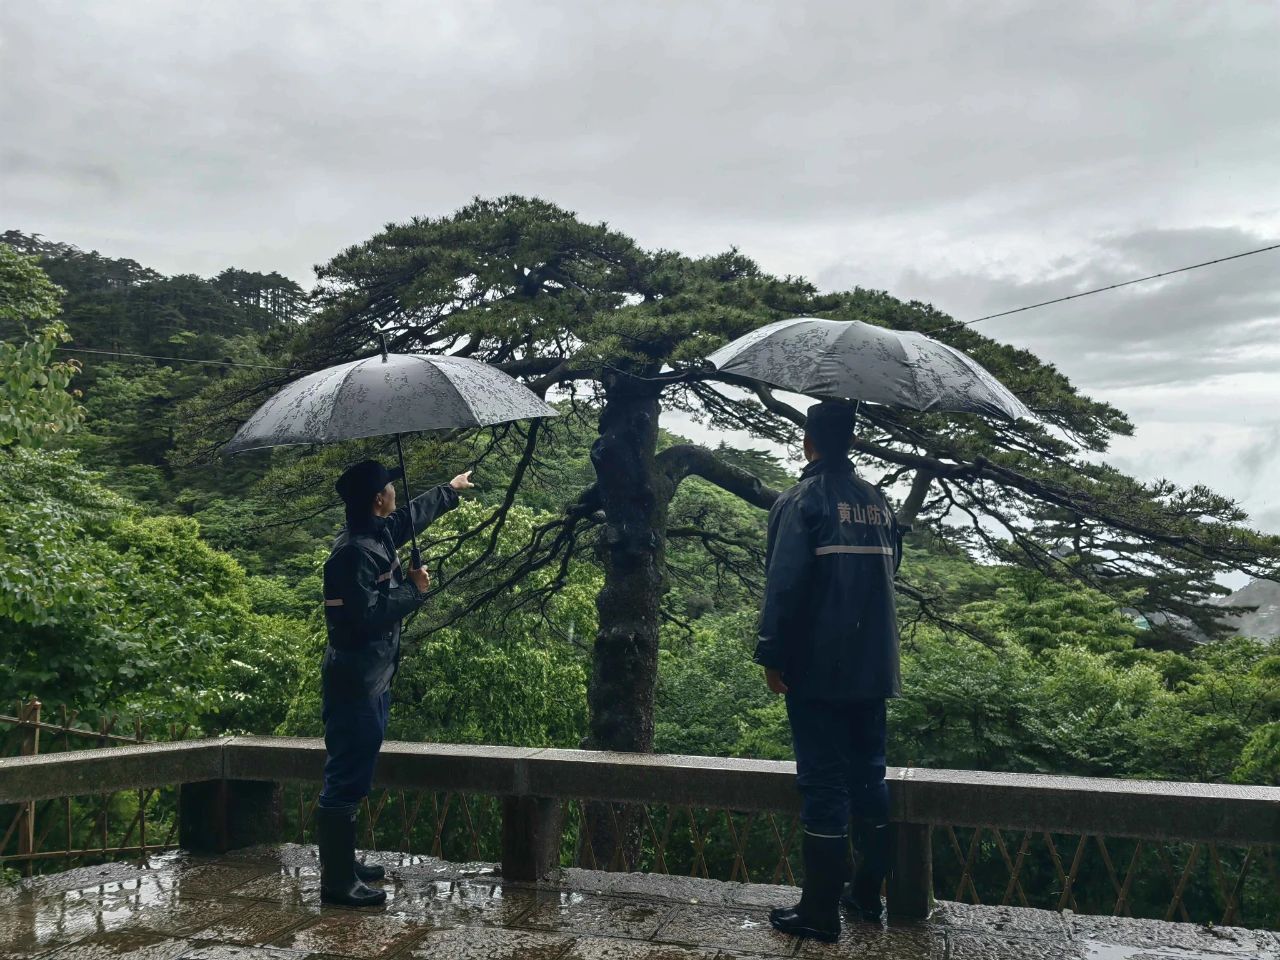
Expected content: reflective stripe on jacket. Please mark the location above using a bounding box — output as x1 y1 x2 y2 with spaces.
753 456 902 701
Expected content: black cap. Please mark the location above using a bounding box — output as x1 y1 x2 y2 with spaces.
335 459 403 508
804 400 858 457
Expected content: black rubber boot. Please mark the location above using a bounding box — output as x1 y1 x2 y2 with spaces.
317 808 387 907
842 821 889 922
353 860 385 883
770 833 845 942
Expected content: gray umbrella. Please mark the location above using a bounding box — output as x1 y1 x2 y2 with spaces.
706 316 1032 421
223 345 557 564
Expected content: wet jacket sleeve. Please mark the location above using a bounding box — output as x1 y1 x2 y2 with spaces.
333 544 424 629
387 484 460 548
754 493 814 671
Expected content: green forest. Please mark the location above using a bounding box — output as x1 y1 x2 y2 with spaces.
2 202 1279 914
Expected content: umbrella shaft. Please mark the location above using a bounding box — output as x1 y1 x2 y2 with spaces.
393 432 421 567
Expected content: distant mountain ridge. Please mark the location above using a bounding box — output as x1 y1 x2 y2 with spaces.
1215 579 1280 641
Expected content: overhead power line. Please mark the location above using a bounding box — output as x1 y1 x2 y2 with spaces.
964 241 1280 326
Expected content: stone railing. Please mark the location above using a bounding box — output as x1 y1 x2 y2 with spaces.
0 698 191 870
2 737 1278 927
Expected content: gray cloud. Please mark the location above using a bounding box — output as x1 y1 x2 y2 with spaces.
1254 506 1280 535
1238 427 1280 481
2 149 122 191
3 1 1280 544
881 226 1280 390
3 2 1279 281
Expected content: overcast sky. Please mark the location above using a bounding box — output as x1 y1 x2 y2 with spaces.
3 1 1280 558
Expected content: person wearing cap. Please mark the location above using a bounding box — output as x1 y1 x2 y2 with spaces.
317 458 474 907
756 401 903 942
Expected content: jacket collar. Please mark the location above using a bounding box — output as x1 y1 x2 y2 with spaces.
346 511 387 536
801 455 856 479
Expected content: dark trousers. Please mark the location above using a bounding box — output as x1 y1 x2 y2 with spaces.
785 696 889 837
318 690 391 816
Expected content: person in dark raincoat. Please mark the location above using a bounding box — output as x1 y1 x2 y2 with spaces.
317 459 473 906
756 401 903 942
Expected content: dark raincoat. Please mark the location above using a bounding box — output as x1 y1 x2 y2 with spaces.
321 485 459 702
753 456 903 701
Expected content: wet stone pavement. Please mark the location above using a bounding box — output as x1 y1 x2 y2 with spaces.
1 845 1277 960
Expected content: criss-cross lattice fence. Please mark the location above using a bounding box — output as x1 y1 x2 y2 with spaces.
0 698 190 875
935 825 1278 927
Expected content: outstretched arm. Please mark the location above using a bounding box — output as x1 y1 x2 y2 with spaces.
388 471 474 547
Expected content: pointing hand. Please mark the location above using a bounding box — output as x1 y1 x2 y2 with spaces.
450 470 475 491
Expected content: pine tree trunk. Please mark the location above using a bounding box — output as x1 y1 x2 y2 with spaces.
898 467 936 527
580 374 670 869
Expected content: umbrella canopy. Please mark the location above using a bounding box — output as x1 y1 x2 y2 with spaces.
222 349 557 568
706 317 1031 421
222 352 558 456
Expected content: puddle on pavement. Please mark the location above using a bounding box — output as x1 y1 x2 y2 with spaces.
270 911 429 958
517 891 671 940
7 851 1277 960
181 946 316 960
38 930 193 960
0 904 101 957
189 905 310 947
407 927 570 960
1083 942 1276 960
